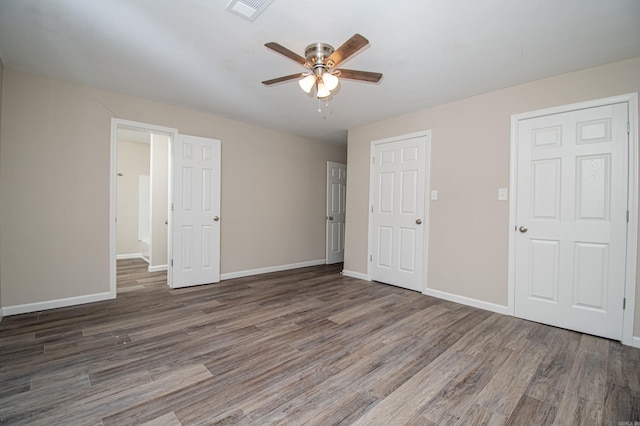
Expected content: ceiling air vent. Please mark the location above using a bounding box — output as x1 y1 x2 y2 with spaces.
226 0 274 22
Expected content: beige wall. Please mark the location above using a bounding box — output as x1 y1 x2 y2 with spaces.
150 133 169 268
0 70 346 308
0 58 4 317
345 57 640 335
116 139 151 256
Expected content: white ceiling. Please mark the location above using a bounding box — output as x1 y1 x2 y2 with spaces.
1 0 639 145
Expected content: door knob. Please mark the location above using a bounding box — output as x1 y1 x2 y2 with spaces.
328 216 334 220
416 219 422 225
213 216 219 221
519 225 528 233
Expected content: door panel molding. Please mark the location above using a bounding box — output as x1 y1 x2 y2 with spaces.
367 130 431 292
171 134 221 288
326 162 346 264
507 93 638 346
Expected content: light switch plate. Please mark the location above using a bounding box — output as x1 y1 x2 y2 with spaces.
431 190 438 200
498 188 508 201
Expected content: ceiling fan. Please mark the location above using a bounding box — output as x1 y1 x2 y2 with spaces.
261 34 383 99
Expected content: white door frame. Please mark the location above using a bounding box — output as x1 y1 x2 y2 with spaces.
109 118 178 297
367 130 432 292
507 93 638 346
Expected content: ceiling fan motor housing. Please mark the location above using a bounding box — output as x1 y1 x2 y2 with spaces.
305 43 335 73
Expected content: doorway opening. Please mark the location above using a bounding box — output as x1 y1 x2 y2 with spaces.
110 119 178 295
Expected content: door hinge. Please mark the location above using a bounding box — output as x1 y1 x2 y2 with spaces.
628 121 630 134
172 203 174 211
372 156 375 164
627 210 630 223
171 259 173 267
623 298 626 310
371 206 374 213
369 255 372 262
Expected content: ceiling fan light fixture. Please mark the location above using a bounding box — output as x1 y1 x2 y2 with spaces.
322 72 339 91
298 74 316 93
316 80 331 98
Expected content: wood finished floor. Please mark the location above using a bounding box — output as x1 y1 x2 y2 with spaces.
0 259 639 425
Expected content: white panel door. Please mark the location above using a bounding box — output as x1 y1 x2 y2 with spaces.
326 162 346 264
514 102 628 339
370 135 428 292
171 134 221 288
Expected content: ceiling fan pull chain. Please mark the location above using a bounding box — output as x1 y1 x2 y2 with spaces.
317 98 332 119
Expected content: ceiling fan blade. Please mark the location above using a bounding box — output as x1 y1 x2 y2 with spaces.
337 69 383 83
327 34 370 67
265 42 309 67
262 73 305 85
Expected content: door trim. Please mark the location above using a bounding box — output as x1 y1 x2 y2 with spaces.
367 130 432 292
507 93 638 346
110 118 178 297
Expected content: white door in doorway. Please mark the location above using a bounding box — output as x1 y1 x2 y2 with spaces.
513 102 628 340
370 133 430 292
326 162 346 264
171 134 221 288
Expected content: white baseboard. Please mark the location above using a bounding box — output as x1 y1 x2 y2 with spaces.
148 265 167 272
422 287 509 315
632 336 640 349
341 270 370 281
340 272 507 315
117 253 145 260
221 259 326 280
2 291 114 316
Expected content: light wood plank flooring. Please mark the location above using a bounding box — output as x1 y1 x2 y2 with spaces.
0 258 638 425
